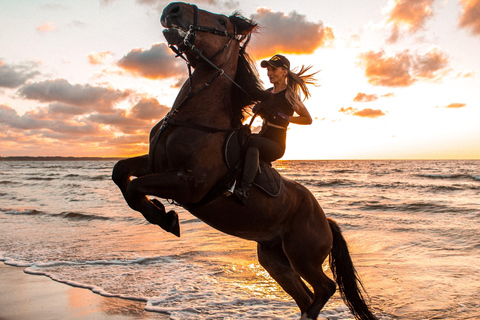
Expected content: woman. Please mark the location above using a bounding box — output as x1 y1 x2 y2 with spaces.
234 54 316 205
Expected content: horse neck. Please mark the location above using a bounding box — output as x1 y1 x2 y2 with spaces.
173 53 239 128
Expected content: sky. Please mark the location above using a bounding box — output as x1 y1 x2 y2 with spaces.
1 0 479 160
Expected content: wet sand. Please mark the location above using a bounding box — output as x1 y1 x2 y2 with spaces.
0 264 170 319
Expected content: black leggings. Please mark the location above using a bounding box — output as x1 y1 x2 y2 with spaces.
247 135 285 163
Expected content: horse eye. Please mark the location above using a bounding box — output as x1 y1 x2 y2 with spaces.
219 19 227 27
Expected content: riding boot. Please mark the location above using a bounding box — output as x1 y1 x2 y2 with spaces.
235 147 259 205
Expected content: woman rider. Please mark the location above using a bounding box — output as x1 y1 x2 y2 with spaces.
234 54 316 204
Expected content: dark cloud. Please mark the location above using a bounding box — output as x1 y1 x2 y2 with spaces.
249 7 334 58
18 79 130 112
117 43 185 79
358 47 449 87
339 107 386 118
384 0 436 43
0 60 40 88
459 0 480 36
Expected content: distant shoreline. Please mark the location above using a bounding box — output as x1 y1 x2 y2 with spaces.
0 156 124 161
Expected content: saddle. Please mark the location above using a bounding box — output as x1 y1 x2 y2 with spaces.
181 127 282 210
224 128 282 197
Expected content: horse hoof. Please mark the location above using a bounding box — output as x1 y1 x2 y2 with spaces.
165 210 181 237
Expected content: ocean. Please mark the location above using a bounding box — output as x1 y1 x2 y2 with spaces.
1 159 479 319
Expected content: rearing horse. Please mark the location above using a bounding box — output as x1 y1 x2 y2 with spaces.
112 3 376 320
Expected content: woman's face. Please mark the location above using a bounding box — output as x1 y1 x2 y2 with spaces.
266 65 287 86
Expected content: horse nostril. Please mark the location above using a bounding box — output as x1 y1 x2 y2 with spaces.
169 4 181 15
161 3 182 26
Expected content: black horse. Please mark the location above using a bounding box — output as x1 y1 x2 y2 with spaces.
112 3 377 319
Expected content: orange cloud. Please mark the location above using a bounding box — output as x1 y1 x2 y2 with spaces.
88 51 113 65
0 60 40 88
0 93 168 157
358 47 449 87
383 0 435 43
249 7 334 58
339 107 386 118
36 21 57 33
353 92 378 102
117 43 185 79
445 103 467 108
459 0 480 35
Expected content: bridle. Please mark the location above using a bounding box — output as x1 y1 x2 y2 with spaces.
150 4 254 172
167 4 248 100
182 4 238 61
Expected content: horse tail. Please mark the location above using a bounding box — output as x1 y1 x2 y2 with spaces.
328 218 377 320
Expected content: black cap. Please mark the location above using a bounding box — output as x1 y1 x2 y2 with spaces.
260 54 290 70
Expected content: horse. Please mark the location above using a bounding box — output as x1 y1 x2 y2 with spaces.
112 2 377 319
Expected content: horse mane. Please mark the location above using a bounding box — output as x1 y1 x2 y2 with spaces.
229 13 271 127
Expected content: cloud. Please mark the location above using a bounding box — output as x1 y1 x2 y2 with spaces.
18 79 130 112
129 97 169 120
117 43 185 79
0 94 168 156
88 51 114 65
358 47 449 87
445 103 467 108
249 7 334 58
459 0 480 35
36 21 57 33
382 0 435 43
0 60 40 88
353 93 378 102
339 107 386 118
0 104 100 135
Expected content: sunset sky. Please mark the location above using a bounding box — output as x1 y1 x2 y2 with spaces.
1 0 479 159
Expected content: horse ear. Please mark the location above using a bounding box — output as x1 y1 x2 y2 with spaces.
229 12 258 36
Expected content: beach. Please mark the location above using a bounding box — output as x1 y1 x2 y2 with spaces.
0 264 168 320
1 159 479 319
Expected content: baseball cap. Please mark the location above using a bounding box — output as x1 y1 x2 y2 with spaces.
260 54 290 70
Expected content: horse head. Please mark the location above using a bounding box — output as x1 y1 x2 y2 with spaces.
161 2 257 68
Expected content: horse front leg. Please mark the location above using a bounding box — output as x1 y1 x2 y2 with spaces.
112 155 180 237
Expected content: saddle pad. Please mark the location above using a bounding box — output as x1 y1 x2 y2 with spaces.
224 130 282 197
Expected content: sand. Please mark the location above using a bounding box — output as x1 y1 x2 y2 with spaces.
0 264 170 320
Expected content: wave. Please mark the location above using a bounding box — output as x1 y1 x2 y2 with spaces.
0 180 19 185
64 174 110 181
25 176 56 181
414 173 480 182
55 211 111 221
1 208 43 215
0 208 110 221
350 201 475 214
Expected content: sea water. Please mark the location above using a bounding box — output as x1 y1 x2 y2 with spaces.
1 160 479 319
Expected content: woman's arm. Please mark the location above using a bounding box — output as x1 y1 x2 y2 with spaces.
289 99 312 125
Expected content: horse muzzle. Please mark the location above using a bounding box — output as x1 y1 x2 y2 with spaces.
161 3 192 46
162 27 187 46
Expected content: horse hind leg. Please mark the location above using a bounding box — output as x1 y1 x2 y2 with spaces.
257 242 314 314
282 221 337 319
